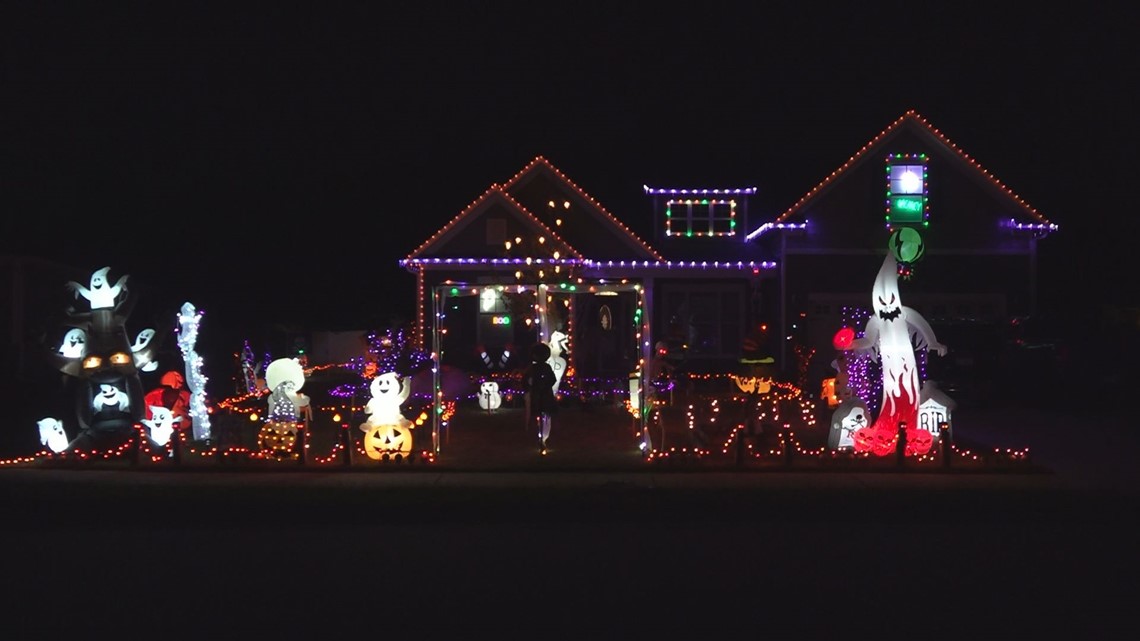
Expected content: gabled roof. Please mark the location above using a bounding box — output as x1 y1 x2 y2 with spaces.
501 156 663 261
774 109 1055 228
404 185 580 261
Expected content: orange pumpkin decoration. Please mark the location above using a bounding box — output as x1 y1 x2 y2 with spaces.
258 420 298 459
361 423 414 461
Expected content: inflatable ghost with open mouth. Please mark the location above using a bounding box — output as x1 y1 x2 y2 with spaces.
840 254 946 457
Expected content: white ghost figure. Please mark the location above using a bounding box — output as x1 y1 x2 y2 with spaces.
547 330 568 395
841 253 947 456
131 328 158 372
141 405 181 446
66 266 128 310
93 383 130 412
363 371 411 429
37 417 69 453
57 328 88 359
264 358 309 421
478 380 502 410
828 398 870 450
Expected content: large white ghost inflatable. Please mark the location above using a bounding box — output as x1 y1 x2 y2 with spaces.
840 253 947 457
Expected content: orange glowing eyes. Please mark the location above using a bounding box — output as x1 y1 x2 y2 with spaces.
110 352 131 365
82 356 102 369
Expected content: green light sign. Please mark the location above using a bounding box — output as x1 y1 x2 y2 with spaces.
890 195 924 223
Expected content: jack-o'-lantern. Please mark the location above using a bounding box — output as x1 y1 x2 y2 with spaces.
904 427 934 457
258 420 298 459
362 423 414 461
853 425 897 457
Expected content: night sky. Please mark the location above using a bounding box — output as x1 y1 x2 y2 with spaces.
6 4 1136 347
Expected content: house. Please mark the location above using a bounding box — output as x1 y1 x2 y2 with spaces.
400 158 776 403
401 110 1057 424
747 109 1057 398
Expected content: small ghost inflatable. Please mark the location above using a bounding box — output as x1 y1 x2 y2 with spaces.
141 405 181 446
131 328 158 372
57 328 88 359
65 266 129 310
478 380 502 410
37 417 69 453
547 330 568 395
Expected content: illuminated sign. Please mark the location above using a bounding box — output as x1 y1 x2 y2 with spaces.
491 315 511 326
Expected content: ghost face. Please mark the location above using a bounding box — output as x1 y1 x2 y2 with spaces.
58 328 88 358
90 267 110 290
371 371 402 399
872 254 903 322
132 329 156 351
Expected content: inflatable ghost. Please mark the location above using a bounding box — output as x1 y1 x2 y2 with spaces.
362 371 411 429
547 330 568 395
478 380 502 410
141 405 181 446
93 383 130 412
37 417 69 453
840 253 947 456
65 266 128 310
131 328 158 372
57 328 87 359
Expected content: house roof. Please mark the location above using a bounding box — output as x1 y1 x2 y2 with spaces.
406 156 664 264
501 156 663 261
404 184 580 261
773 110 1056 229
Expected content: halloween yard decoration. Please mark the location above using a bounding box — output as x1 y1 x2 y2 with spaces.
478 380 502 410
548 329 569 396
838 254 947 457
37 417 69 454
48 267 165 452
360 371 415 460
258 357 310 459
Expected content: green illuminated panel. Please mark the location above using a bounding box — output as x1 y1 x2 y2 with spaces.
890 195 925 223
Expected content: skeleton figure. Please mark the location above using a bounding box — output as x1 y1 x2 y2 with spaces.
840 253 946 457
66 266 129 310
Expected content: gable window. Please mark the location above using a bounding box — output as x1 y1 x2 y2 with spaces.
665 199 737 237
885 153 929 228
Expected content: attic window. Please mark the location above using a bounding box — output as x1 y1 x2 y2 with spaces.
885 153 929 228
665 199 737 237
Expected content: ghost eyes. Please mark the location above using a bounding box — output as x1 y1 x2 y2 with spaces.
877 293 896 306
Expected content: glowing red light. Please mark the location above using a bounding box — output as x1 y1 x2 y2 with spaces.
833 327 855 350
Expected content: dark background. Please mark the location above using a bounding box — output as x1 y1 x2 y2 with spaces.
5 3 1136 354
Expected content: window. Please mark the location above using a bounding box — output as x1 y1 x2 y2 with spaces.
662 284 744 358
885 154 929 227
665 199 737 237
